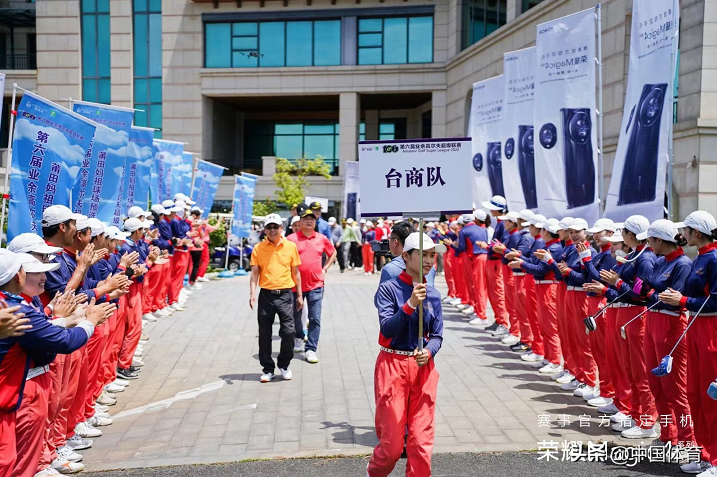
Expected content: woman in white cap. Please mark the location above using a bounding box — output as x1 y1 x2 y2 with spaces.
659 211 717 476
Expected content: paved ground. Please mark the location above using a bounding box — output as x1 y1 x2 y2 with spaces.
82 269 664 472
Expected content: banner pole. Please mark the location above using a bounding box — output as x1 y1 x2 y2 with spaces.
1 84 18 243
666 0 678 220
596 4 605 216
418 217 424 353
225 217 232 271
190 157 198 200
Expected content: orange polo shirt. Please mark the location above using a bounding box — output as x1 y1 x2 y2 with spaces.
250 236 301 290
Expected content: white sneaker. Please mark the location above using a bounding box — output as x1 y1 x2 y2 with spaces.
51 457 84 474
449 298 462 306
582 389 600 401
612 418 636 432
134 349 143 358
560 379 580 391
681 461 714 474
588 396 613 408
610 411 629 423
697 467 717 477
153 309 169 319
197 276 209 282
520 352 543 363
58 445 83 462
442 296 453 304
139 339 148 345
501 335 520 345
469 317 490 326
280 368 292 380
540 363 562 374
89 414 113 427
490 324 510 336
556 372 575 384
132 358 144 367
597 401 619 414
305 350 319 364
461 306 475 315
75 421 102 438
574 384 594 397
181 286 192 294
551 369 567 380
97 392 116 406
260 372 274 383
455 303 468 311
293 338 304 353
621 425 657 439
142 313 157 322
170 303 184 312
114 377 129 387
104 383 124 393
35 466 61 476
191 283 203 290
67 434 92 450
94 403 109 412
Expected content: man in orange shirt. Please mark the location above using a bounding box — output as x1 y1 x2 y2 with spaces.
249 214 303 383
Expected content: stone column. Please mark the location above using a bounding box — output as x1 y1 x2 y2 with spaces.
339 92 360 175
110 0 133 108
431 90 447 138
365 109 379 141
36 0 81 102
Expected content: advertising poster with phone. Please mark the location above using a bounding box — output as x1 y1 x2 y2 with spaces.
501 47 537 212
470 75 505 209
342 161 360 220
604 0 679 222
534 8 599 225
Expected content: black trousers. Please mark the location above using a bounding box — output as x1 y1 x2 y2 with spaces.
189 250 202 283
257 289 295 374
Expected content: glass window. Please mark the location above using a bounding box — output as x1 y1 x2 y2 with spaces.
81 0 111 103
462 0 507 50
522 0 544 12
205 23 231 67
357 16 433 65
259 22 284 67
134 0 162 137
314 21 341 66
286 22 313 66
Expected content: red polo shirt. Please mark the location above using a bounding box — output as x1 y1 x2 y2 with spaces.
287 229 336 292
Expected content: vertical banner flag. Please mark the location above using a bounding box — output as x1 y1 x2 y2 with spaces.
192 160 224 218
470 75 505 208
153 139 184 203
171 151 194 199
342 161 360 221
534 8 599 225
502 47 537 212
125 126 155 211
0 73 5 139
232 175 256 238
604 0 679 221
71 101 134 226
9 92 97 240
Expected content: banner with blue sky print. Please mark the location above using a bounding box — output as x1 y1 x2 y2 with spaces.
124 126 155 213
9 91 97 240
71 101 134 226
172 151 194 199
232 175 256 239
192 159 224 218
153 139 184 203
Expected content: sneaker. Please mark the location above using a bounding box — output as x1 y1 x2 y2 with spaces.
280 368 292 380
537 363 559 374
117 368 139 380
582 389 600 401
35 466 61 476
532 358 550 368
132 358 145 367
610 411 629 423
574 384 594 397
104 383 124 393
67 434 92 450
197 276 209 282
501 334 520 345
139 339 148 346
510 342 530 352
469 317 490 326
180 287 192 295
305 350 319 364
260 372 274 383
485 322 500 332
94 403 109 412
697 467 717 477
449 298 462 306
681 461 714 474
142 313 157 322
89 414 113 427
597 401 619 414
588 396 613 408
442 296 453 304
105 391 117 399
611 417 636 432
153 309 169 319
170 303 184 312
556 372 576 384
551 369 567 380
58 445 83 462
128 365 142 374
51 457 84 474
560 379 580 391
456 303 468 311
97 392 116 406
190 283 203 290
75 421 102 438
490 325 510 337
621 426 657 439
520 352 543 363
293 338 304 353
461 306 475 315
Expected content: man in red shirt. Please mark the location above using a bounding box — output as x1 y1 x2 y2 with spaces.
287 206 337 363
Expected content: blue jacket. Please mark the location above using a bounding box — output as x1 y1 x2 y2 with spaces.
454 223 488 256
501 229 523 266
375 255 436 307
317 217 331 241
521 237 559 280
606 245 658 305
641 248 692 312
158 217 175 254
171 217 190 252
374 272 443 357
681 243 717 313
582 244 618 297
121 239 148 284
42 249 98 306
562 241 598 287
488 220 508 260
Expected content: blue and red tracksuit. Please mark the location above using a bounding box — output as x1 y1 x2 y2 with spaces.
509 230 535 346
454 223 488 315
169 216 190 305
117 239 148 370
500 229 524 338
485 219 509 327
369 272 442 477
41 249 100 307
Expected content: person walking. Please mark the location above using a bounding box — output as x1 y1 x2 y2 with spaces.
341 219 360 270
249 214 303 383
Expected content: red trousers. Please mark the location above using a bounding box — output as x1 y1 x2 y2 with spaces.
368 352 438 477
535 282 561 364
586 295 615 399
485 259 508 327
150 262 170 312
141 266 152 314
444 252 456 298
556 283 573 374
169 251 190 305
362 243 375 274
512 274 534 347
67 347 89 437
605 307 632 415
687 315 717 464
14 372 51 477
471 254 488 319
198 244 210 278
453 254 469 304
502 265 519 337
644 311 694 445
39 354 66 470
463 255 476 308
104 300 129 385
0 411 16 477
53 350 81 448
84 322 110 422
616 306 657 429
119 282 144 369
565 290 597 387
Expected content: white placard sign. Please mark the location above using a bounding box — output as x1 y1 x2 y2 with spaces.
470 75 505 207
358 138 473 217
304 196 329 212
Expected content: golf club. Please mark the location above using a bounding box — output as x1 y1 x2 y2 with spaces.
652 297 710 377
584 289 632 333
620 300 663 340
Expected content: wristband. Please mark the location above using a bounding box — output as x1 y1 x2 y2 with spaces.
578 249 591 259
679 295 689 309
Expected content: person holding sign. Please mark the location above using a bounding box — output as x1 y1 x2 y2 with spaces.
368 232 444 477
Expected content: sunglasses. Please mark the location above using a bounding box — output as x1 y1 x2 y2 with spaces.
265 224 280 230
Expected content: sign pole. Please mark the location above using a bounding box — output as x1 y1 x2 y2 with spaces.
225 217 232 271
666 0 679 220
417 216 424 353
595 4 605 216
1 84 18 241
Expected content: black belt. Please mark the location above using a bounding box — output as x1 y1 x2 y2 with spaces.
262 288 292 295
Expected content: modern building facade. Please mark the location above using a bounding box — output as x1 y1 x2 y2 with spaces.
1 0 716 218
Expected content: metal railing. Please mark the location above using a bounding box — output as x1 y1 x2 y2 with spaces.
0 53 36 70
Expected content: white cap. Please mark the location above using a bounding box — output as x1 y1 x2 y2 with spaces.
128 206 151 219
366 220 374 227
542 218 561 234
41 205 86 227
519 209 535 225
290 216 300 225
498 211 521 223
482 195 507 211
151 204 165 215
403 232 447 254
637 219 684 242
377 219 384 226
18 252 60 273
347 218 354 224
456 216 465 225
123 217 145 233
684 211 717 237
8 233 62 255
328 217 337 225
624 215 651 236
174 193 196 205
190 206 204 214
140 218 154 228
426 222 436 228
525 214 546 228
75 217 91 231
462 214 474 223
105 226 130 241
474 209 488 222
87 218 105 238
587 218 617 234
161 199 175 209
559 217 575 230
175 200 190 211
568 218 589 231
0 249 22 286
264 214 283 227
604 232 624 243
360 219 366 224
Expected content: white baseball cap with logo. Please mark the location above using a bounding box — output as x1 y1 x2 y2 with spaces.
0 249 23 286
587 218 617 234
683 210 717 237
559 217 575 230
499 211 521 223
290 216 300 225
482 195 507 211
568 218 589 231
604 232 624 243
86 218 106 238
263 214 283 227
403 232 447 254
474 209 488 221
18 252 60 273
161 200 175 209
519 209 535 226
527 214 547 229
328 217 337 225
105 226 130 241
8 233 62 255
623 215 651 237
41 205 86 227
636 219 684 242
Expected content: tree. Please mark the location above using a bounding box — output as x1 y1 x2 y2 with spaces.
253 200 278 217
273 156 331 207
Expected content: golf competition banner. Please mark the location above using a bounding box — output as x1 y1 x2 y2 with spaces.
342 161 360 221
125 126 155 212
193 159 225 218
358 138 472 217
605 0 679 222
72 101 134 226
502 47 537 212
172 151 194 199
153 139 184 203
9 92 97 240
534 8 599 225
470 75 505 208
232 174 256 238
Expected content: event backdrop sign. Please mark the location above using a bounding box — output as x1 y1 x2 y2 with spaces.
502 47 537 212
534 8 599 225
72 101 134 226
125 126 155 212
358 138 473 217
153 139 184 203
342 161 360 221
470 75 505 208
604 0 679 222
192 159 225 218
232 174 256 238
9 92 97 240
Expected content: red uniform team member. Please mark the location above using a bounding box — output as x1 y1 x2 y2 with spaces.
480 196 510 337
